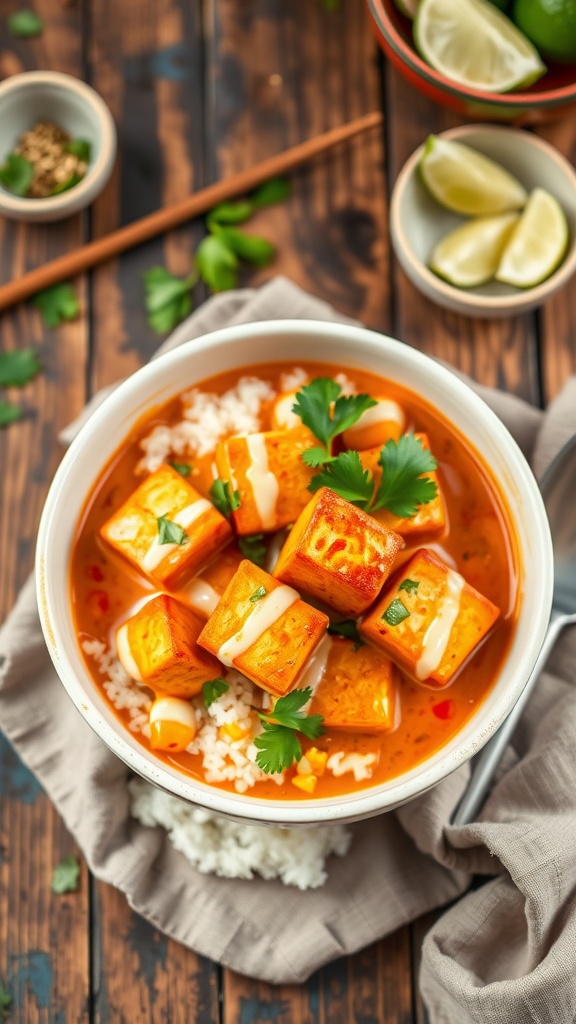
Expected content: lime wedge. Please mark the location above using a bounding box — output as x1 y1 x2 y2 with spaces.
419 136 528 216
496 188 569 288
414 0 546 93
393 0 419 16
430 213 520 288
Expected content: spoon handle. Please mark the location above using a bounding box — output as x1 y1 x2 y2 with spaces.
452 610 567 826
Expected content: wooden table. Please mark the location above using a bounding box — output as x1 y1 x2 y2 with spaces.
0 2 574 1021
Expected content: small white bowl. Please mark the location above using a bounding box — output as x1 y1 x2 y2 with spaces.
36 320 553 827
0 71 116 222
390 125 576 319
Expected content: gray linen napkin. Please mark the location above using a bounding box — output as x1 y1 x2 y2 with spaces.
1 278 575 1023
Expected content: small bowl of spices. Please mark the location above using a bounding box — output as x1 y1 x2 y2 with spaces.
0 71 116 222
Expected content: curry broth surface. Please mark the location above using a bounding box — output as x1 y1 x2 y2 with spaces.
70 360 520 800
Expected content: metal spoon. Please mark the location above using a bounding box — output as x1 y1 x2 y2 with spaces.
453 433 576 826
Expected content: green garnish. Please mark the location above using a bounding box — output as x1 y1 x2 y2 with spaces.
399 578 419 594
7 9 44 36
51 854 80 894
249 586 267 603
308 449 373 506
169 461 192 477
31 282 80 327
51 172 82 195
64 138 91 162
203 678 230 708
0 979 11 1018
195 234 238 292
157 514 187 546
142 266 197 334
254 687 324 775
238 534 266 567
382 599 410 626
327 619 365 648
294 378 377 463
250 177 292 208
207 199 254 225
209 478 240 519
0 153 33 196
0 400 23 428
0 349 41 388
209 223 275 268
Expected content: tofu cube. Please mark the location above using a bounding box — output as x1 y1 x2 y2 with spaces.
116 594 221 698
101 464 232 588
360 434 446 541
273 487 404 617
342 397 406 451
197 560 329 696
175 544 244 619
214 430 315 535
360 548 500 687
309 636 398 732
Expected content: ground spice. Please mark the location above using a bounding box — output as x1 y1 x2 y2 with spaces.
10 120 89 198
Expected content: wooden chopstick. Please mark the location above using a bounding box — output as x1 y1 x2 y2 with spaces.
0 111 383 313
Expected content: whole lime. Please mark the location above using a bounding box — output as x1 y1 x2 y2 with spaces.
513 0 576 61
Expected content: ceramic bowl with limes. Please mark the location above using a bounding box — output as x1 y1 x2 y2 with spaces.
390 124 576 318
367 0 576 123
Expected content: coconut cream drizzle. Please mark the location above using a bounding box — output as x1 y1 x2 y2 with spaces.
217 584 299 667
415 569 464 681
245 434 279 531
116 623 143 682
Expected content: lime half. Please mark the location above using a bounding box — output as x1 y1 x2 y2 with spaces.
419 136 528 216
414 0 546 93
430 213 520 288
496 188 569 288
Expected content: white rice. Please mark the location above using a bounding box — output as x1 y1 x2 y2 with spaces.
81 638 152 734
279 366 308 392
326 752 377 781
129 776 352 889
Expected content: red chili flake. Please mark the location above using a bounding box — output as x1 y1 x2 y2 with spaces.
86 565 104 582
432 699 455 721
87 590 109 619
326 539 347 558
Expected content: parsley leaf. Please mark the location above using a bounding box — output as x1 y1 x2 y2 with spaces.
372 435 438 517
168 461 192 477
203 678 229 708
7 9 44 36
308 450 373 506
399 578 419 594
196 234 238 291
51 854 80 894
254 687 325 773
254 722 302 775
292 378 376 454
382 599 410 626
327 619 364 647
142 267 197 334
32 282 80 327
0 349 41 387
302 446 334 468
0 979 11 1018
157 514 187 545
250 177 291 207
210 223 275 268
0 400 23 428
0 153 33 196
238 534 266 567
249 585 267 603
64 138 92 162
207 199 254 226
210 478 240 518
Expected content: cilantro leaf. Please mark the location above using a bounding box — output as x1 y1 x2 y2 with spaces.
292 378 376 451
249 585 267 603
0 400 23 428
64 138 92 162
51 172 82 195
51 854 80 894
210 224 275 268
302 446 333 468
254 722 302 775
399 578 419 594
168 461 192 477
254 687 325 773
372 435 438 517
382 598 410 626
196 234 238 291
0 153 33 196
7 9 43 36
251 177 291 207
142 266 196 334
203 678 229 708
32 282 80 328
157 514 187 545
209 478 240 519
263 687 324 737
207 199 254 225
327 619 364 647
308 450 374 506
330 393 378 439
0 349 41 387
238 534 266 567
0 979 11 1018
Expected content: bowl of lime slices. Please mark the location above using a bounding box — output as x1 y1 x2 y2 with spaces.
367 0 576 123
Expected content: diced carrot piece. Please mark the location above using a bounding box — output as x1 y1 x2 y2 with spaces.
342 397 405 451
309 636 398 732
360 434 446 542
219 722 250 743
304 747 328 776
291 774 318 794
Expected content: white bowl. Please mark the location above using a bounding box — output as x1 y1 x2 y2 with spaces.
390 125 576 318
0 71 116 222
36 320 553 826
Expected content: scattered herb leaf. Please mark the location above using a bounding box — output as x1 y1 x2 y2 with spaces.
32 282 79 328
209 478 241 519
51 171 82 195
196 234 238 291
302 445 334 469
0 400 23 428
308 449 373 506
64 138 91 162
0 153 33 196
142 266 197 334
203 678 230 708
382 598 410 627
293 377 376 455
249 585 267 603
251 177 292 208
210 223 275 268
327 619 365 648
0 979 11 1018
207 199 254 226
372 435 438 517
51 853 80 894
238 534 267 567
7 9 43 37
168 461 192 477
399 578 419 594
157 514 187 546
0 349 41 387
254 687 324 774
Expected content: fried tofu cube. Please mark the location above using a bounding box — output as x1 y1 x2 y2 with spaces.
214 430 315 535
116 594 221 698
360 548 500 687
342 397 406 451
360 434 446 541
176 543 245 619
197 560 328 697
309 636 398 732
273 487 404 617
101 464 232 588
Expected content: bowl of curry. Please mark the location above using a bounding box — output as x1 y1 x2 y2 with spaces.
36 320 553 825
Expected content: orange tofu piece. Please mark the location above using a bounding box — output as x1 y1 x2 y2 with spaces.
116 594 221 698
197 560 329 697
175 544 245 619
360 434 446 542
100 464 232 588
214 430 315 535
273 487 404 617
342 397 406 451
309 636 398 732
360 548 500 687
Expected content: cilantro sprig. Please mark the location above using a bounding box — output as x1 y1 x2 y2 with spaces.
309 449 373 505
203 678 230 708
238 534 266 567
293 378 377 464
0 348 42 429
254 687 324 774
32 282 80 327
51 854 80 894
